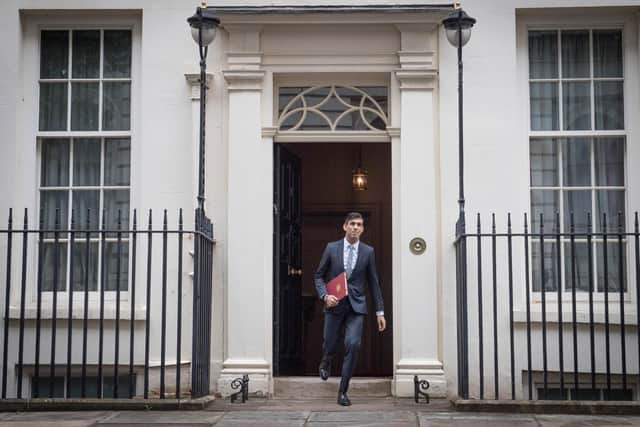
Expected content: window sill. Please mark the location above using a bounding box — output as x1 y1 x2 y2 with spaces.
514 307 638 326
8 305 148 320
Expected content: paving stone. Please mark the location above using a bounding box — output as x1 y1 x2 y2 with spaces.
0 422 97 427
214 410 308 426
418 412 538 427
96 411 222 426
308 410 416 426
534 414 640 427
2 411 109 422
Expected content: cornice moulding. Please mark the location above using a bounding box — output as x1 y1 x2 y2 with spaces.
184 72 214 99
222 69 265 91
394 69 438 90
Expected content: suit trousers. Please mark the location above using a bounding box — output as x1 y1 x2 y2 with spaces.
322 299 365 393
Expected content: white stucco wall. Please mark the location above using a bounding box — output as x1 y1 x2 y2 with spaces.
0 0 638 399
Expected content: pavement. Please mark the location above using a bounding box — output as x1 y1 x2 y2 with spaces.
1 398 640 426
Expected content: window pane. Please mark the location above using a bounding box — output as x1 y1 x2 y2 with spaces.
530 139 558 187
561 30 590 78
104 138 131 186
40 31 68 79
562 138 590 186
563 190 592 234
529 31 558 79
104 190 130 235
68 377 99 398
596 242 627 292
41 139 69 187
71 82 99 131
563 82 591 130
594 137 625 186
41 242 67 291
39 82 68 131
594 81 624 130
104 242 129 291
104 30 132 78
72 190 99 236
71 241 98 291
103 82 131 131
73 138 101 186
532 242 559 291
564 242 591 292
72 30 100 78
593 30 623 78
530 82 559 131
40 190 68 238
102 375 135 398
531 190 559 233
32 376 65 398
596 190 625 232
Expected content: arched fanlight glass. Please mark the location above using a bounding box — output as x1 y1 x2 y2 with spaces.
187 6 220 47
442 8 476 47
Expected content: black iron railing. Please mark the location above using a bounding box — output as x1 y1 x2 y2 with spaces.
0 208 214 400
455 211 640 401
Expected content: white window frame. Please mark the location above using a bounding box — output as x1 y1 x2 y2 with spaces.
516 9 640 312
18 12 141 314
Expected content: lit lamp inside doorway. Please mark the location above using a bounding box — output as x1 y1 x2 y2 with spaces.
352 145 368 191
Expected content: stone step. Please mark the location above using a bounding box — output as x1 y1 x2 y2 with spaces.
274 376 392 398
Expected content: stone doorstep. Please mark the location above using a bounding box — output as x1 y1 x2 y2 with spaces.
0 396 215 412
274 377 392 398
454 399 640 415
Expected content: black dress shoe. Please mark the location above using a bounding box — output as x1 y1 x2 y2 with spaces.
319 364 330 381
337 392 351 406
318 356 332 381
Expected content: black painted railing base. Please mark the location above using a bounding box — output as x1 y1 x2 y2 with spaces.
0 395 216 412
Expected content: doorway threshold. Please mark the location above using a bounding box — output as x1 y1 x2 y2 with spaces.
274 376 391 398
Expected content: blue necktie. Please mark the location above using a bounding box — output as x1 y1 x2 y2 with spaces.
346 245 354 279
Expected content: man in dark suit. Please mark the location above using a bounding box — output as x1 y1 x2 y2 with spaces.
314 212 386 406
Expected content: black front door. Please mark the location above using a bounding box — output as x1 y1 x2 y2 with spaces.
273 144 303 376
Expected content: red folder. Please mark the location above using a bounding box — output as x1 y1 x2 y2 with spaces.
327 272 348 300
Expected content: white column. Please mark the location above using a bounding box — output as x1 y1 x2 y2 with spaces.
392 24 446 397
217 25 271 396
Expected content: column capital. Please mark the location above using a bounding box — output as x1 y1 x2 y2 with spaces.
184 72 214 100
222 69 265 91
394 69 437 91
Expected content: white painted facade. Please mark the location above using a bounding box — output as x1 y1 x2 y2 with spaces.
0 0 639 400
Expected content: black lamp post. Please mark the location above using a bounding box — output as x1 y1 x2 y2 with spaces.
442 5 475 400
442 7 476 237
187 4 220 213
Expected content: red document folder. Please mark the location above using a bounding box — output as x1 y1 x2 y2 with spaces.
327 272 348 300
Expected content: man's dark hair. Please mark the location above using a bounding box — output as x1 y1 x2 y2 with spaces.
344 212 364 224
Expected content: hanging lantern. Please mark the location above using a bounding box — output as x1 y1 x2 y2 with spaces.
352 167 368 191
352 144 368 191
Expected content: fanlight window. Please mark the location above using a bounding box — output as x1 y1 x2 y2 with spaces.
278 86 388 132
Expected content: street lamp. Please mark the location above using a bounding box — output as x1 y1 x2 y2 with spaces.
442 5 475 401
442 6 475 236
187 3 220 212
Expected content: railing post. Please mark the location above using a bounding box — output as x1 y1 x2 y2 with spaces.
191 207 214 398
455 210 469 399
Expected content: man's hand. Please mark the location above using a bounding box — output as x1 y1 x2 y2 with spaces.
324 294 339 308
377 315 386 332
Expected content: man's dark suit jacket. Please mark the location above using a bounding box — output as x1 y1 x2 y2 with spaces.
314 239 384 315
